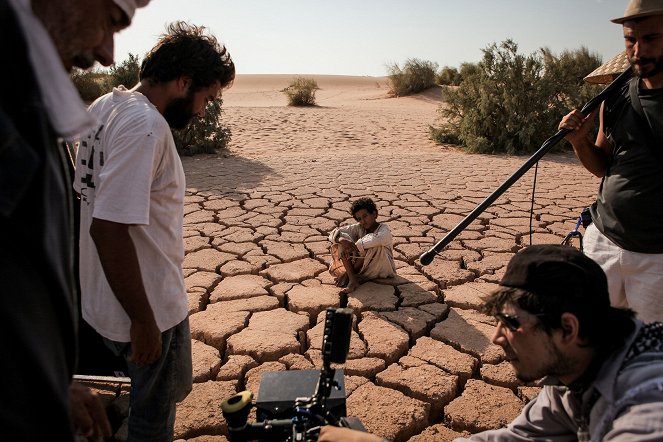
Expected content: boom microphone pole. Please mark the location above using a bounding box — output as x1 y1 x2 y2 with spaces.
420 66 633 266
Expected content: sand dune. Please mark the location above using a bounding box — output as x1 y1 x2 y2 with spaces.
223 74 443 108
221 74 447 156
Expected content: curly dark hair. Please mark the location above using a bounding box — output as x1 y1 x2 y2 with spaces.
139 21 235 91
482 286 635 352
350 197 378 218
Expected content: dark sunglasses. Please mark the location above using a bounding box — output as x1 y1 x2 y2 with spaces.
494 312 546 332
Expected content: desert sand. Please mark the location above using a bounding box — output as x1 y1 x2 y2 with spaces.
88 75 601 441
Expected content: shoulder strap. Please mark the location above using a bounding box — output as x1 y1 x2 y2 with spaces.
628 77 663 167
629 77 645 117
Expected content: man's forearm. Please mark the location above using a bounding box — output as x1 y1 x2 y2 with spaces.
90 218 162 364
89 218 156 326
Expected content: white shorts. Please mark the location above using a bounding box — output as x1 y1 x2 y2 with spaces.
584 223 663 323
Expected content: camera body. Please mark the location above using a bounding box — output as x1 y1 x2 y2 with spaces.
256 369 347 422
221 307 363 441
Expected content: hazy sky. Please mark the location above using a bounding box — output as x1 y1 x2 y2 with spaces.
115 0 629 77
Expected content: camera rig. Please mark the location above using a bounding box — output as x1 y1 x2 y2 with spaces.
221 307 364 441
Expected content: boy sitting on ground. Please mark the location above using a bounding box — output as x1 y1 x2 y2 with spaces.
328 197 397 293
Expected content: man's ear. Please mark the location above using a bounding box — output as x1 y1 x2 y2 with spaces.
176 75 193 93
558 312 581 343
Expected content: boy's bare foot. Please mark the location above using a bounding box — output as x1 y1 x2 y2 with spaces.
341 279 360 294
335 273 349 287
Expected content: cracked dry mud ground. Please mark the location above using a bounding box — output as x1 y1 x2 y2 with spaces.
83 79 602 442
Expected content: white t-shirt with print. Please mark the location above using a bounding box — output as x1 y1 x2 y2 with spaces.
74 87 188 342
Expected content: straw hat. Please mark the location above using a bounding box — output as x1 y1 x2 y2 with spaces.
611 0 663 24
584 51 630 84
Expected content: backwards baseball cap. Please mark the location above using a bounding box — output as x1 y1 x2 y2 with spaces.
612 0 663 24
500 245 610 308
113 0 150 21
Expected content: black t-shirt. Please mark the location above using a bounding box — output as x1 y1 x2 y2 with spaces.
591 78 663 253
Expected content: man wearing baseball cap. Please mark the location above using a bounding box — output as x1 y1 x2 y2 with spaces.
457 245 663 440
559 0 663 323
319 245 663 441
0 0 148 440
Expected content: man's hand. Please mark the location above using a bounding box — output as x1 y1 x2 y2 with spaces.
318 426 384 442
559 108 598 147
558 105 612 178
129 319 162 365
69 381 112 441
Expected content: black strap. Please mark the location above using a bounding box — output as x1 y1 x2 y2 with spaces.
628 77 663 167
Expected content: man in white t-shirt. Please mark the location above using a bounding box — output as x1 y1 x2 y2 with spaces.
74 22 235 441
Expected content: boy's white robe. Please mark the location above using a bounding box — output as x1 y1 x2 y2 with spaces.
328 222 397 280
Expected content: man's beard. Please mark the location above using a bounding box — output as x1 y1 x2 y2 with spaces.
164 90 196 130
513 342 575 384
630 55 663 79
72 53 96 70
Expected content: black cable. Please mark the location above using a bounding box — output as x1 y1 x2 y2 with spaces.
529 161 539 246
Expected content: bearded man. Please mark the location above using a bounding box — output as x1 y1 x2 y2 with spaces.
319 245 663 442
74 22 235 442
559 0 663 323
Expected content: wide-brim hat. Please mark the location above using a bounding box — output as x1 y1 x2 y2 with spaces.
611 0 663 24
584 51 630 84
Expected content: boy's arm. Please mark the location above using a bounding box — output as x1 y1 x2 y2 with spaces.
329 224 360 244
355 224 393 253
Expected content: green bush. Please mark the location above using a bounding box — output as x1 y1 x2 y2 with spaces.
542 46 604 112
70 68 107 102
459 62 480 79
431 39 601 154
386 58 438 96
429 125 461 145
437 66 462 86
172 97 231 155
105 53 141 89
283 77 319 106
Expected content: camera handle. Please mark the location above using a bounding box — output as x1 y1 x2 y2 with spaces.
307 307 353 424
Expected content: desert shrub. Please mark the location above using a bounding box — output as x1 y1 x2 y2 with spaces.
437 66 462 86
172 97 231 155
283 77 319 106
105 53 141 89
429 125 461 145
431 39 601 154
70 68 107 102
542 46 604 113
387 58 438 96
70 53 140 101
459 62 480 78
